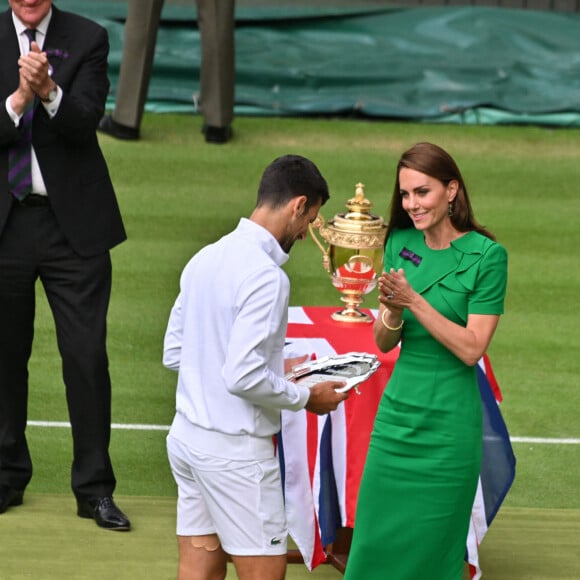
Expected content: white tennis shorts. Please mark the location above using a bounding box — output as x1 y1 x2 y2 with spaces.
166 434 288 556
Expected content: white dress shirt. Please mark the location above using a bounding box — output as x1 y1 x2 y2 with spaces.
163 218 310 460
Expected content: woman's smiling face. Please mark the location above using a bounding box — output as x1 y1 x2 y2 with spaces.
398 167 457 234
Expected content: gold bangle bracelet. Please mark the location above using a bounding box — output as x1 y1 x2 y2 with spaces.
381 309 404 332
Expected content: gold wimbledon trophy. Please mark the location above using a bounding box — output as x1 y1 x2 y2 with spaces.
309 183 387 323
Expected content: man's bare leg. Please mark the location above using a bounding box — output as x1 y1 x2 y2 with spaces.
177 534 227 580
230 554 287 580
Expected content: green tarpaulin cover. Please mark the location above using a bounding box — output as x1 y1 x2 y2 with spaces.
57 2 580 126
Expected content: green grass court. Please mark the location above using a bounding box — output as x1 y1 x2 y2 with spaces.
0 115 579 578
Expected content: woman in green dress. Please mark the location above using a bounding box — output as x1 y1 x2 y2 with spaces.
345 142 508 579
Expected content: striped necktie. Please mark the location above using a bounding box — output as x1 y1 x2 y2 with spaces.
8 29 37 201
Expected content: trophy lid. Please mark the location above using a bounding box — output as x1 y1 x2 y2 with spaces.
330 183 386 234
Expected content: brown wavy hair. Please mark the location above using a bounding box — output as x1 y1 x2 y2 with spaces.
385 142 495 242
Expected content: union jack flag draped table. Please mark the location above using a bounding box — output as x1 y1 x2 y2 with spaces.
279 306 516 579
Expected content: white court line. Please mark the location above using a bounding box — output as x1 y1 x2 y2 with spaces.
510 436 580 445
28 421 169 431
26 421 579 444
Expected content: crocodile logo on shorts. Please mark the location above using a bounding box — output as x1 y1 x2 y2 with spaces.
270 537 282 545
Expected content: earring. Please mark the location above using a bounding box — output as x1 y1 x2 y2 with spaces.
448 202 454 217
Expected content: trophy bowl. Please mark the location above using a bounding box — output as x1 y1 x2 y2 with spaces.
309 183 387 323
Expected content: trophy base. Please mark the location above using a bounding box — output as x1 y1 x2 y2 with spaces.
331 308 372 324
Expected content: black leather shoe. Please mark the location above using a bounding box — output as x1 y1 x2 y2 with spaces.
202 124 233 144
0 485 24 514
77 496 131 531
98 115 140 141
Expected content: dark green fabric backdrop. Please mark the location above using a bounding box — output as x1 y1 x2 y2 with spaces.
57 2 580 126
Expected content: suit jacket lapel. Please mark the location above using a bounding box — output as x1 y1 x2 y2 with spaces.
0 10 22 89
43 6 71 82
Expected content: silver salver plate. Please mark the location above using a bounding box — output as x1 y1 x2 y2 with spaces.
286 352 380 393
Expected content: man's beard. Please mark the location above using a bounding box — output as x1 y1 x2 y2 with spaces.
279 234 295 254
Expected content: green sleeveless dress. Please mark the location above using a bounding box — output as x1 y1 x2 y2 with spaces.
344 228 508 580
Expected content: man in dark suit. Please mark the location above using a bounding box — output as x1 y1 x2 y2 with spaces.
0 0 130 531
98 0 235 144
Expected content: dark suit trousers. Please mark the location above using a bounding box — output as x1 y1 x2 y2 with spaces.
0 201 116 499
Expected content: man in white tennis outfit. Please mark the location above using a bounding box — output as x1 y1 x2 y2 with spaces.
163 154 349 579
